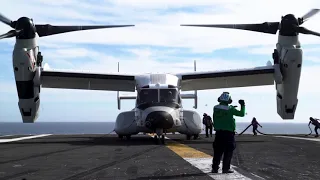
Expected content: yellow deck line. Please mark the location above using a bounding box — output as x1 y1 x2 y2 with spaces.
147 133 212 158
166 141 212 158
146 134 252 179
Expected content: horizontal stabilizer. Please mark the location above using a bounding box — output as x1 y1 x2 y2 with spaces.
118 94 137 100
117 92 137 110
181 94 196 99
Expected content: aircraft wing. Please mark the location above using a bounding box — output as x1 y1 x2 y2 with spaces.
176 65 275 91
41 70 136 92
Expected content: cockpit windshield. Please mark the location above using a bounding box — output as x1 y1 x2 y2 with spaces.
160 89 178 103
138 89 158 104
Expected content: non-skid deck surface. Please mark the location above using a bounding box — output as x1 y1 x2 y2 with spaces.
0 134 319 180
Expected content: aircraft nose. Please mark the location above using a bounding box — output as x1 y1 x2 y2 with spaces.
145 111 174 129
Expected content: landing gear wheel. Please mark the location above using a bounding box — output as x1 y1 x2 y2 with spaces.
161 135 165 144
193 134 199 140
118 135 123 140
126 135 131 140
154 135 159 145
186 135 191 140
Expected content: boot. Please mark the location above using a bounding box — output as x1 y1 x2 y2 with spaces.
211 164 219 173
211 169 218 173
222 169 234 174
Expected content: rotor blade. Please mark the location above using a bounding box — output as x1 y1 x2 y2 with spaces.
298 27 320 37
35 24 135 37
0 13 13 27
181 22 280 34
300 9 320 24
0 29 20 39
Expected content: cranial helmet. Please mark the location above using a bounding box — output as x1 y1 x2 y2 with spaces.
218 92 232 104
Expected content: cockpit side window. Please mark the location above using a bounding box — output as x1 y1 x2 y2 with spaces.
137 89 158 104
160 89 178 103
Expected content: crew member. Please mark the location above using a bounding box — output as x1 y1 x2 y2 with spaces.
211 92 246 174
203 113 213 138
251 117 262 136
309 117 320 137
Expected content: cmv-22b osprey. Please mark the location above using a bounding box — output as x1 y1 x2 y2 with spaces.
1 9 320 144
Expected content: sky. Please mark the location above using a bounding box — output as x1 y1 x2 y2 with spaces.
1 0 320 123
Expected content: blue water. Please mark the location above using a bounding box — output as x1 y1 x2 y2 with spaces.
0 122 314 135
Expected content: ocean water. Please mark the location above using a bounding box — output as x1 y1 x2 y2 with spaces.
0 122 314 136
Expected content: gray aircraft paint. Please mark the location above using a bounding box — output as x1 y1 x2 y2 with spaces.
8 21 305 139
13 37 40 123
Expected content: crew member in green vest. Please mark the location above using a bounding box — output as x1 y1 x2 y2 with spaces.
211 92 245 174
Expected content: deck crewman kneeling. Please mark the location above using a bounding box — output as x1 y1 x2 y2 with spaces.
211 92 246 174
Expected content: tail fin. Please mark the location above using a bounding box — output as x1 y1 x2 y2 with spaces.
193 60 197 109
116 62 136 110
117 62 120 110
180 60 198 109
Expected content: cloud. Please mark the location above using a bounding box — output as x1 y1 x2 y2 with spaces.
304 47 320 53
1 0 320 53
304 56 320 63
43 63 51 70
245 45 276 55
2 44 320 122
1 0 320 124
43 47 266 75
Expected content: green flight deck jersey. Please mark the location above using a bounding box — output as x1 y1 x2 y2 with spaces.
212 104 246 132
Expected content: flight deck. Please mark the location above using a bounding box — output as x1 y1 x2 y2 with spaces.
0 134 319 180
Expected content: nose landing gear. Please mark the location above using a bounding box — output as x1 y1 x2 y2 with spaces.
153 135 165 144
186 134 199 140
118 135 131 140
153 128 166 145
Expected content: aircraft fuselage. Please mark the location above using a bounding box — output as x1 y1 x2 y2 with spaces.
114 73 202 142
134 85 183 135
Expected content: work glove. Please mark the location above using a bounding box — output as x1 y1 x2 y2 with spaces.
238 99 245 106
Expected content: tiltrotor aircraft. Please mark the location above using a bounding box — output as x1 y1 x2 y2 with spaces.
1 9 319 144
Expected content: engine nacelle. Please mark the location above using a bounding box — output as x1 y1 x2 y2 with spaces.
275 36 302 119
114 111 139 135
177 110 202 135
13 44 41 123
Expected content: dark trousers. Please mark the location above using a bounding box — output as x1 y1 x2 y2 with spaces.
315 126 319 136
212 130 236 171
206 126 213 137
253 125 258 135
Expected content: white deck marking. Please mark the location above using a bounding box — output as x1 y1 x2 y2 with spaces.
0 134 52 143
250 173 266 180
159 135 252 180
275 136 320 142
184 157 252 180
0 135 14 138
